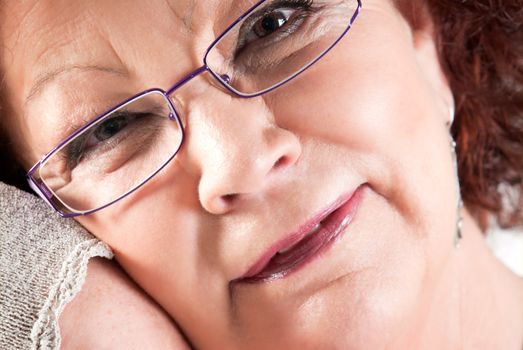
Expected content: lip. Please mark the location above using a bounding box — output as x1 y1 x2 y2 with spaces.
236 184 365 283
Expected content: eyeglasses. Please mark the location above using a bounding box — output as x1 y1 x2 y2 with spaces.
27 0 362 217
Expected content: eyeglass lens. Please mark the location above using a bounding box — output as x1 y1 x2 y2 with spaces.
38 91 183 213
206 0 358 96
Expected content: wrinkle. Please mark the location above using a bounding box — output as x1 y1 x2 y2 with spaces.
92 7 130 80
25 65 127 106
165 0 196 32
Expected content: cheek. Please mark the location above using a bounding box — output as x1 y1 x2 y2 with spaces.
269 15 456 238
265 11 459 337
76 167 201 290
74 161 234 329
76 169 241 346
270 19 435 154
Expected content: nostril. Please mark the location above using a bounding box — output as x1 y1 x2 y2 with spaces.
222 194 238 202
274 156 289 169
202 193 239 215
221 193 238 204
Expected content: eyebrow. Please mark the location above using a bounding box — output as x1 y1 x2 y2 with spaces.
25 64 127 106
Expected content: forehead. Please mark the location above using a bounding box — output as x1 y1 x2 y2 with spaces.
0 0 259 103
1 1 175 77
1 0 256 64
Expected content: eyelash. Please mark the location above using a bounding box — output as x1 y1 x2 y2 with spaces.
235 0 315 54
63 111 140 169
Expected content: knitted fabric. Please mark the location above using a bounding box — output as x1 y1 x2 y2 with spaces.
0 183 113 349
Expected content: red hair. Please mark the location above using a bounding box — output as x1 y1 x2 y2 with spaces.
396 0 523 230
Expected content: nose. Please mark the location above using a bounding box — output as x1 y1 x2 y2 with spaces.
173 77 302 215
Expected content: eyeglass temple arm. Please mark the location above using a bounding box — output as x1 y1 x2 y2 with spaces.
27 174 57 211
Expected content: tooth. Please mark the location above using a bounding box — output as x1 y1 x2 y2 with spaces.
307 223 322 236
277 223 322 254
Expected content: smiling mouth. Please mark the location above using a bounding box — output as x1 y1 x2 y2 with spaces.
236 185 366 284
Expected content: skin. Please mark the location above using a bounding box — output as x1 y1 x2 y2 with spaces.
59 258 190 350
1 0 522 348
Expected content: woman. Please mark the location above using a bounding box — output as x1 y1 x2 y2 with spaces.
1 0 522 348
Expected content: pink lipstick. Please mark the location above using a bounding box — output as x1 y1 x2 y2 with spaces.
237 185 365 283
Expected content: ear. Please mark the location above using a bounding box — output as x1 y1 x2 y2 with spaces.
398 1 455 125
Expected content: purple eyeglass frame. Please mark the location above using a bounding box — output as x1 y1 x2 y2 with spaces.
27 0 362 218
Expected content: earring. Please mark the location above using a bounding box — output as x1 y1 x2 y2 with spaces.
447 106 463 248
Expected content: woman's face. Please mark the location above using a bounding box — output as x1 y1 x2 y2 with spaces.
2 0 459 348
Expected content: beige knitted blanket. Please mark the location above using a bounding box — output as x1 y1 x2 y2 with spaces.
0 183 113 349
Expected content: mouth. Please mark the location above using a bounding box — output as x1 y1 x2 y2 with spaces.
236 185 366 284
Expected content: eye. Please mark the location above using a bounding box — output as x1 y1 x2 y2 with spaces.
85 114 131 149
65 112 141 167
238 0 314 49
252 8 295 39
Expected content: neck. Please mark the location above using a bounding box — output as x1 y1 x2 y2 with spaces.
436 211 523 349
